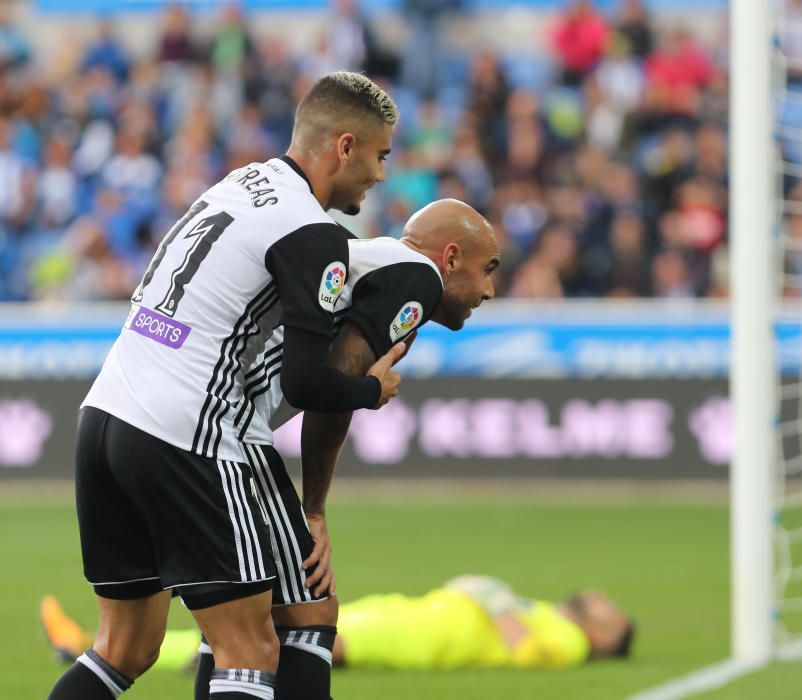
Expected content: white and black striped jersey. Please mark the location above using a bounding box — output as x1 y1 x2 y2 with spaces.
247 236 444 442
83 156 354 462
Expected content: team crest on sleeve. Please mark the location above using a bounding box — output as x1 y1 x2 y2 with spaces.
319 261 347 312
389 301 423 341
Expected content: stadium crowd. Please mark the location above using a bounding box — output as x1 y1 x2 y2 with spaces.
0 0 739 302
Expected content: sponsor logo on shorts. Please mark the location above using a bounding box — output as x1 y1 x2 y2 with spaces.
318 261 346 312
125 305 191 349
389 301 423 342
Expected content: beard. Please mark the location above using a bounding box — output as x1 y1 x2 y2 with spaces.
342 202 361 215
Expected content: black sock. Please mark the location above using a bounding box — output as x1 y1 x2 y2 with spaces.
48 650 133 699
194 651 215 700
276 626 336 700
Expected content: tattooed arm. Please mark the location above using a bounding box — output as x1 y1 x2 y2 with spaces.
301 326 374 510
300 322 381 595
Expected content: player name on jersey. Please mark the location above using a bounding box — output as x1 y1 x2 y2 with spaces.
225 165 279 208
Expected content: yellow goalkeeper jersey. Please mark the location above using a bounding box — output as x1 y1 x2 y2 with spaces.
337 587 590 670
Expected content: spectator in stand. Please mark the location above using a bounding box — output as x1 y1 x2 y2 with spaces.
467 51 511 169
778 0 802 164
29 215 137 302
501 90 548 184
779 0 802 83
97 125 161 263
508 223 579 299
157 4 199 64
155 5 204 136
252 37 297 147
581 210 651 298
643 26 714 124
208 3 259 128
615 0 653 59
651 248 694 298
224 101 276 169
550 0 610 87
327 0 368 73
0 115 35 232
693 121 727 185
673 177 726 256
406 99 454 173
0 112 35 300
383 148 439 214
449 123 494 213
586 33 644 153
401 0 461 99
783 214 802 298
641 128 696 215
0 6 31 74
81 19 131 85
35 133 78 234
493 180 547 271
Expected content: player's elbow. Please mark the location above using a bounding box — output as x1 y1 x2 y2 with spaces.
280 372 317 410
281 369 339 411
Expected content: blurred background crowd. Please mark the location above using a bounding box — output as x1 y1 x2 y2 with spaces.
0 0 752 302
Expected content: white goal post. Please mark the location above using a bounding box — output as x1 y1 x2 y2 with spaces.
730 0 776 665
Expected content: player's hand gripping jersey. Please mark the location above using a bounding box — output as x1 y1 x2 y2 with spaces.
249 235 445 440
83 157 379 462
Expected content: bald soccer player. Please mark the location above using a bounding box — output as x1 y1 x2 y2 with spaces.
42 576 635 671
223 197 501 700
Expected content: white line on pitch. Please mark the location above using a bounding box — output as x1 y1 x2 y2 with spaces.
625 638 802 700
624 658 765 700
777 637 802 661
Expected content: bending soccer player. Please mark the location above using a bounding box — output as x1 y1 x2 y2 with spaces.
222 198 500 700
42 575 634 671
47 72 408 700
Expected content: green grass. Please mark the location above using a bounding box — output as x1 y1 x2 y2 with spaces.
1 488 799 699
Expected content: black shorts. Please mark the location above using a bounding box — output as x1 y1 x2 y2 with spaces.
76 407 277 601
243 443 327 607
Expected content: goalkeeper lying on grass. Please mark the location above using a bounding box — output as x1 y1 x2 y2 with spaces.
41 575 634 671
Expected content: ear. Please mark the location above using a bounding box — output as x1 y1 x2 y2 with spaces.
442 242 462 276
336 132 356 164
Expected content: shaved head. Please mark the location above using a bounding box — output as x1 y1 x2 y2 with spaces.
402 199 496 254
402 199 500 330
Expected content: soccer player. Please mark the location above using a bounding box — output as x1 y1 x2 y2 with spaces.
41 576 635 671
47 72 407 700
212 198 501 700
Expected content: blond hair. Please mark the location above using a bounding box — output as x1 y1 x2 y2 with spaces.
293 72 398 145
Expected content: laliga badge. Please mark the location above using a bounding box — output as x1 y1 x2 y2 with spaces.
389 301 423 341
319 261 346 312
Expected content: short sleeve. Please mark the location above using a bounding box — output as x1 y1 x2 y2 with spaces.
345 262 443 359
265 223 349 337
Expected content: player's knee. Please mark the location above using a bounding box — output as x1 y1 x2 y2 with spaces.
92 640 161 680
137 643 162 675
212 616 280 669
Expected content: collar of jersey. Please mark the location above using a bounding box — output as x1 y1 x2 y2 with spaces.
278 154 313 194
